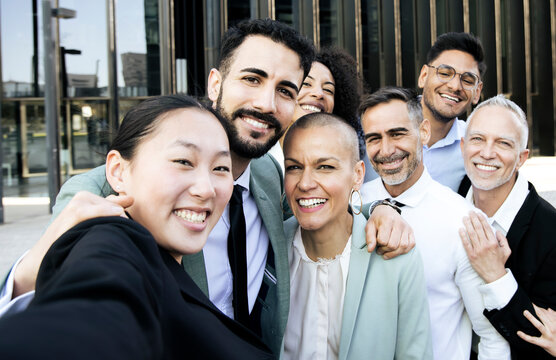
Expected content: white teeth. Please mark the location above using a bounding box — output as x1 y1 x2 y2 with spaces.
298 198 327 208
476 164 498 171
440 94 460 102
243 117 269 129
301 104 322 113
174 209 207 223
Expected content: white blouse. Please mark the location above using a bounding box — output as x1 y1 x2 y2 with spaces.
282 226 351 360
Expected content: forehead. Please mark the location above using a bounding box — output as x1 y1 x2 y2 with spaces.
361 100 413 132
309 62 334 83
286 124 353 159
467 105 521 138
227 35 303 83
430 49 480 75
147 108 228 151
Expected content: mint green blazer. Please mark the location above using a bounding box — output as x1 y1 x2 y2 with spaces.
284 213 433 359
46 154 289 356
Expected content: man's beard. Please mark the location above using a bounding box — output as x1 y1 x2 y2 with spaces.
216 92 284 159
423 90 467 123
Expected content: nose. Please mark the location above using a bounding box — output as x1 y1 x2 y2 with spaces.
298 168 317 191
252 85 277 114
446 73 463 91
309 86 324 99
479 142 496 159
380 138 396 157
189 169 217 200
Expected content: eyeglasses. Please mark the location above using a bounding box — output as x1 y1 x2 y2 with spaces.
426 64 481 90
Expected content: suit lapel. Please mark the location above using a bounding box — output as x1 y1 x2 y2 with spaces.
506 183 539 267
339 214 371 360
181 251 209 297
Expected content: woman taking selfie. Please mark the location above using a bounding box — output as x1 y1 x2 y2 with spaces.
0 95 273 359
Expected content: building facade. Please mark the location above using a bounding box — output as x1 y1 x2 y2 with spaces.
1 0 555 200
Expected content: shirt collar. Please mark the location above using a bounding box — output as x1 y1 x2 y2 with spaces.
466 172 530 233
426 118 466 149
373 167 432 208
234 163 251 192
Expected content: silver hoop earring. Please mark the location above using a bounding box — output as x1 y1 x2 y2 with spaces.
349 189 362 215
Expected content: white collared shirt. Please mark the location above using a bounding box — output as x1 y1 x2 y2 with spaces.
361 168 510 360
465 173 529 311
203 164 270 318
423 118 467 192
283 227 351 360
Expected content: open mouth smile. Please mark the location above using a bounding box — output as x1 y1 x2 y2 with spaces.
298 198 327 208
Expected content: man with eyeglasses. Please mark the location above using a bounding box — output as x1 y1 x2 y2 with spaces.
417 32 485 192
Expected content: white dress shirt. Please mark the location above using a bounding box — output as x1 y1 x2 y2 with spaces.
361 168 510 360
0 253 35 317
203 164 270 318
423 118 467 192
465 172 529 311
283 227 351 360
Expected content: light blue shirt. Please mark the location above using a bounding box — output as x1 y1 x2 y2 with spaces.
423 118 467 192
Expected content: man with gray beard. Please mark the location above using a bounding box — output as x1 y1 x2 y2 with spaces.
458 95 556 359
417 32 485 191
360 87 510 360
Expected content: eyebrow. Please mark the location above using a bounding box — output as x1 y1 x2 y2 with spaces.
284 156 341 164
364 127 409 140
468 131 516 143
240 67 300 94
170 140 230 156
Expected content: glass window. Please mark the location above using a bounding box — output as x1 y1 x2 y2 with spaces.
361 0 381 90
59 0 108 97
319 0 339 47
116 0 161 97
1 0 43 98
276 0 294 26
228 0 250 28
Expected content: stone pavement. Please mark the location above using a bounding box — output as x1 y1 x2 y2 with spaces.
1 156 556 276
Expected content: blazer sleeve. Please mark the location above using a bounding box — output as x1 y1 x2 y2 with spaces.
484 246 556 357
0 221 164 360
51 165 116 221
395 249 434 359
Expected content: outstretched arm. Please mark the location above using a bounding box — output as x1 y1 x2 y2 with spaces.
12 192 132 297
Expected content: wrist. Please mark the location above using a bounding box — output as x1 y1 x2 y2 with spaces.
368 199 402 217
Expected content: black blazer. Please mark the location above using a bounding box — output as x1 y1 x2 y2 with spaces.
0 217 274 360
480 183 556 359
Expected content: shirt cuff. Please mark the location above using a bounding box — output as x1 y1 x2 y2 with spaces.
478 269 518 311
0 251 36 318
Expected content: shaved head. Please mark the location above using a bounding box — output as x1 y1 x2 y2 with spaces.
283 112 360 164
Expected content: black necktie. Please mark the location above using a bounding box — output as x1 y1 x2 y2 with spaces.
227 184 250 326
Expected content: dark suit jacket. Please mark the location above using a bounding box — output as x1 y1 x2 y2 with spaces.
467 182 556 360
0 217 274 360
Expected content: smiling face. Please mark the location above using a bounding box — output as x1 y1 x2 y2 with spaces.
292 62 335 121
284 124 364 232
462 105 529 192
108 108 233 261
362 100 430 197
418 50 483 123
208 35 304 159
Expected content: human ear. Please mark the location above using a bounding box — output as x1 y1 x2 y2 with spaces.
105 150 129 195
352 160 366 190
515 149 530 170
207 68 222 105
417 65 428 89
419 118 431 146
472 81 483 105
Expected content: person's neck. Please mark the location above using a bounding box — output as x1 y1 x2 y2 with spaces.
422 103 455 148
231 152 252 180
301 212 353 261
384 163 424 198
472 175 517 217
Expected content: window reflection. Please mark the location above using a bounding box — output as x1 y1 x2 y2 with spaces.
116 0 161 97
1 0 43 98
59 0 108 97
